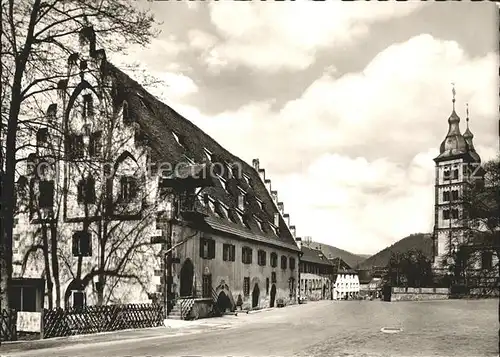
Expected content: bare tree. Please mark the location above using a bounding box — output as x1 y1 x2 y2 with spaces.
1 0 158 311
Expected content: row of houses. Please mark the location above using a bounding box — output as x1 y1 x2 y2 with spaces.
8 28 363 334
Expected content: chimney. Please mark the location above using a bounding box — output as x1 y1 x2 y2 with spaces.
283 213 290 227
273 212 279 226
295 236 302 250
290 225 296 238
258 169 265 182
277 202 284 215
252 158 260 171
271 190 278 203
265 179 271 192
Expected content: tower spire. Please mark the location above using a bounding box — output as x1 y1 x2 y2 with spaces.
466 102 469 128
451 82 456 111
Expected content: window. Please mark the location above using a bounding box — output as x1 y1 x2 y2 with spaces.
443 209 450 220
266 278 270 295
242 246 252 264
258 250 267 266
89 131 102 157
481 252 493 270
202 274 212 298
271 272 276 284
243 277 250 296
452 169 459 180
223 244 235 262
119 176 138 202
39 180 54 209
451 190 459 201
36 128 49 145
72 290 86 308
200 238 216 259
443 191 450 202
83 94 94 118
67 134 84 159
443 169 450 179
270 252 278 267
451 209 459 219
274 213 279 226
281 255 287 269
9 285 38 312
289 257 296 270
72 231 92 256
77 176 96 204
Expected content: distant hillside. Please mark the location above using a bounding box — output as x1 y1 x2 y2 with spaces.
356 233 433 270
305 241 368 268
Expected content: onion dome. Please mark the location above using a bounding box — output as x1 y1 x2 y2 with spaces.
437 85 468 159
463 104 481 163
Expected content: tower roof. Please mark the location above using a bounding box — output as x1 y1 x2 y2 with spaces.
436 85 468 160
463 103 481 163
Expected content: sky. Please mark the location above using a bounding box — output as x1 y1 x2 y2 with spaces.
112 1 498 255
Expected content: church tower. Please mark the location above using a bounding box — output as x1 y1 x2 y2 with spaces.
432 85 482 271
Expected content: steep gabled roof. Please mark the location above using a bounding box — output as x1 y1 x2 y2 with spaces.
301 246 331 265
105 62 299 251
306 241 366 268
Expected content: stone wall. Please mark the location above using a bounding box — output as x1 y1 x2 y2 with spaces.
389 287 450 302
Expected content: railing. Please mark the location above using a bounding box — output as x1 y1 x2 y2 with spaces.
0 309 17 341
42 303 164 339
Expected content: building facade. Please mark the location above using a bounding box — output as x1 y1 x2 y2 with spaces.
9 28 301 319
298 244 334 301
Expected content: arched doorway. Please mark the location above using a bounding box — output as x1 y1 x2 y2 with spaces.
216 291 232 313
270 284 277 307
252 284 260 308
179 259 194 297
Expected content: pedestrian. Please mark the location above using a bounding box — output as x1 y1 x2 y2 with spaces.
236 294 243 311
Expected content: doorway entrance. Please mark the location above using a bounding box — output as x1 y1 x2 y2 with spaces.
270 284 276 307
216 291 232 313
252 284 260 308
322 284 326 299
179 259 194 297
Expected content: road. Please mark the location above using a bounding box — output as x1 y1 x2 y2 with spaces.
2 299 497 357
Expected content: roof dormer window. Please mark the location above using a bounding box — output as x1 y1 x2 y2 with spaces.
254 216 264 232
122 101 130 124
208 197 216 213
203 148 212 162
273 212 279 226
243 174 251 186
218 201 229 219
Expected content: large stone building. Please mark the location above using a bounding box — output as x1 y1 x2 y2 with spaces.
432 89 497 292
9 28 301 320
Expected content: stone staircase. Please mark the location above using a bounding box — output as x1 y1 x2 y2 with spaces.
168 298 195 320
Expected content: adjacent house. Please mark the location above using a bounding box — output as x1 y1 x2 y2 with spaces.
298 243 334 301
10 28 301 322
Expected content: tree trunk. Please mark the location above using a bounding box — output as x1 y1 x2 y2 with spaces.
41 224 53 309
50 225 61 308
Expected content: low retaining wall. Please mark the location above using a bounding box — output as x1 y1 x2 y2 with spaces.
389 287 450 302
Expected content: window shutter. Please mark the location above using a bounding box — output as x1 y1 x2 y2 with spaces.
72 233 79 256
199 239 204 258
209 240 215 259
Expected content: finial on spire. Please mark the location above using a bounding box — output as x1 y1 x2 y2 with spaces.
451 82 456 110
466 103 469 123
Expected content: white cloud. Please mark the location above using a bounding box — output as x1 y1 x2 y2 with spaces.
206 1 423 71
162 34 497 254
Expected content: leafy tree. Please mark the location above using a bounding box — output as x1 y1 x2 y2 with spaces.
441 155 500 294
384 249 433 287
1 0 157 311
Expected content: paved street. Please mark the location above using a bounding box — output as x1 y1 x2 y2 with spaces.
1 299 497 357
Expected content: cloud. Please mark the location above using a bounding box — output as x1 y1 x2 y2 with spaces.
206 1 424 72
163 34 497 254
